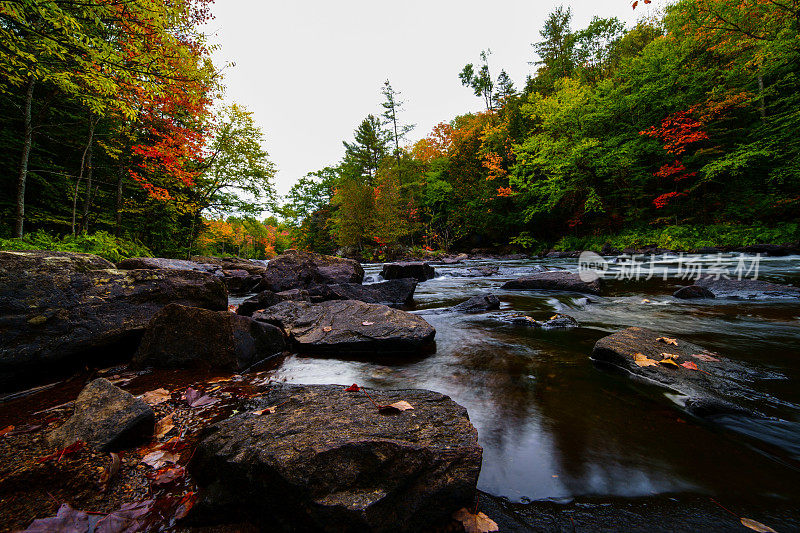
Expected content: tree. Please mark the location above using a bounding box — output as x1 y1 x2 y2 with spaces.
575 17 626 83
460 50 495 111
381 80 414 182
342 115 389 184
531 6 576 91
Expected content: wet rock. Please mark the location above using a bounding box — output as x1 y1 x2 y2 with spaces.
190 256 268 276
691 246 722 254
48 378 154 452
117 257 221 275
132 303 285 371
0 251 227 390
737 244 798 257
591 327 756 417
381 262 436 282
236 290 288 317
324 279 417 306
601 244 621 256
448 266 499 278
695 277 800 299
451 294 500 313
189 384 481 532
673 285 716 299
222 273 263 295
253 300 435 354
499 313 579 329
545 251 580 258
502 271 601 294
257 250 364 292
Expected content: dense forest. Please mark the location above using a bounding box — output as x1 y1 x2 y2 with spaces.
2 0 799 260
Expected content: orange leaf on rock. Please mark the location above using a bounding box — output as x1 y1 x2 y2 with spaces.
378 400 415 414
323 326 332 332
633 353 659 367
0 425 14 438
659 358 680 368
155 415 174 439
681 361 699 371
453 507 499 533
253 406 277 415
656 337 678 346
740 518 778 532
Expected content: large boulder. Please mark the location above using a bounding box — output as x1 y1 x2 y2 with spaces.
190 256 268 276
257 250 364 292
189 384 482 532
119 257 263 295
673 285 716 299
591 327 759 416
236 290 288 317
253 300 435 354
0 251 228 390
324 279 417 306
502 271 602 294
451 293 500 313
132 303 285 371
116 257 221 275
695 277 800 299
381 262 436 282
48 378 154 452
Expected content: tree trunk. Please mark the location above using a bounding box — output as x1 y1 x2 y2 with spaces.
80 114 96 233
71 117 94 235
13 76 35 238
115 161 125 236
758 74 766 121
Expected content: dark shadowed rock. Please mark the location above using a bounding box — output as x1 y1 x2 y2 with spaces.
502 271 601 294
257 250 364 292
448 266 499 278
737 244 798 257
0 251 228 390
190 256 268 275
673 285 716 299
451 293 500 313
601 244 622 256
236 290 288 317
496 313 579 329
695 277 800 299
253 300 435 354
117 257 221 275
222 273 263 295
48 378 154 452
133 304 285 371
188 383 482 532
324 279 417 306
591 327 760 417
381 262 436 282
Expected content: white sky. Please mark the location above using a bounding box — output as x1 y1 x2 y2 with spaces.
206 1 651 199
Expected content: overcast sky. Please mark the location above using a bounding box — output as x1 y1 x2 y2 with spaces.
206 1 652 200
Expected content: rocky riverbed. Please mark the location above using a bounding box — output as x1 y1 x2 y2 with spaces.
1 250 799 531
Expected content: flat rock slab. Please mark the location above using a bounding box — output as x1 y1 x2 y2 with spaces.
48 378 154 452
502 271 601 294
116 257 222 275
133 303 285 371
381 262 436 282
253 300 435 354
189 384 482 532
591 327 762 416
0 251 227 390
695 277 800 299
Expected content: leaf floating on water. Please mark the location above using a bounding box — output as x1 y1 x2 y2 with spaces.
633 353 659 367
740 518 778 532
692 353 720 362
147 465 186 487
656 337 679 346
681 361 699 371
142 450 179 469
452 507 499 533
253 406 277 415
183 387 218 408
140 388 171 406
344 384 361 392
362 321 375 326
0 425 13 438
641 299 652 304
155 414 174 439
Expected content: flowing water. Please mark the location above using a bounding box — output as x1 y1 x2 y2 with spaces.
246 254 800 504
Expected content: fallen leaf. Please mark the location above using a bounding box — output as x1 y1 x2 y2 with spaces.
740 518 778 532
389 400 414 411
344 384 361 392
378 401 415 414
550 315 559 320
146 465 186 486
453 507 499 533
692 353 721 362
142 450 179 469
155 415 174 439
37 440 85 463
99 452 121 491
362 321 374 326
661 353 680 360
681 361 699 371
140 388 171 406
253 406 276 415
183 387 218 408
659 357 681 368
323 326 332 332
641 299 651 304
0 425 13 437
633 353 659 367
24 503 91 531
656 337 678 346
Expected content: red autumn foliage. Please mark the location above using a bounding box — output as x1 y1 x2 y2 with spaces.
653 191 687 209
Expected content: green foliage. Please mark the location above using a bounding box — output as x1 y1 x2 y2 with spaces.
0 231 152 263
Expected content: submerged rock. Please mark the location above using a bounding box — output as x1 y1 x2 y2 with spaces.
253 300 435 354
498 313 579 329
0 251 227 390
381 262 436 282
695 277 800 299
132 304 285 371
448 266 500 278
502 271 602 294
673 285 716 299
591 327 758 417
451 293 500 313
257 250 364 292
48 378 154 452
189 384 482 532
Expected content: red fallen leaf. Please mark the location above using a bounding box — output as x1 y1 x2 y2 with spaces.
344 384 361 392
37 440 85 463
23 503 91 531
0 425 13 437
183 387 218 408
146 465 187 486
682 361 699 371
253 406 276 415
453 507 499 533
692 353 720 362
142 450 179 469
